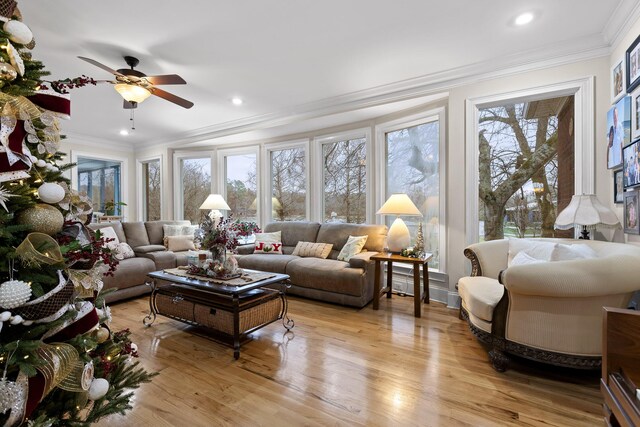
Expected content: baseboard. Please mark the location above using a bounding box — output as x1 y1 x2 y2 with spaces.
447 291 460 309
389 271 452 306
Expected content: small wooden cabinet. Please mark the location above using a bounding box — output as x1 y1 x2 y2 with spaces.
601 307 640 427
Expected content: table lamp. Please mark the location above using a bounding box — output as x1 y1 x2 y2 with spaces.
199 194 230 223
554 194 620 239
377 193 422 252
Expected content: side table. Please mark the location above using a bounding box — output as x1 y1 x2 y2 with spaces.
371 252 433 318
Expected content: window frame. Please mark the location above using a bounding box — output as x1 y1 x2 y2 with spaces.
173 150 214 221
216 146 261 223
136 154 163 221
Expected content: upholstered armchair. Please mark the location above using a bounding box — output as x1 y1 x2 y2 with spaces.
458 238 640 372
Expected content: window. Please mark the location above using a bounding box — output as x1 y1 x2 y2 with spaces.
141 159 161 221
385 119 441 269
180 157 211 224
322 137 367 223
270 146 306 221
77 157 122 215
477 96 574 241
225 153 257 222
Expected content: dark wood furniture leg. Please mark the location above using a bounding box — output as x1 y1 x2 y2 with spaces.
423 262 429 305
386 261 393 298
373 259 381 310
233 294 240 360
413 264 421 317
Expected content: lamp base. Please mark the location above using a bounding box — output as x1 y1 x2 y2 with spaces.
387 217 411 252
578 226 590 240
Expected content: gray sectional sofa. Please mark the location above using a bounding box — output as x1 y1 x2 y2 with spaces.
88 220 192 303
235 222 387 308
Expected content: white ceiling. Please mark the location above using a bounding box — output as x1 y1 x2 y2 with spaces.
19 1 634 149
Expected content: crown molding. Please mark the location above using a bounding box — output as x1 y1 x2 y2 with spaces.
63 131 134 152
132 32 610 152
603 0 640 49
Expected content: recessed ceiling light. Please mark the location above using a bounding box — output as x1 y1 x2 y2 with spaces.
515 12 534 26
231 97 243 105
119 129 129 136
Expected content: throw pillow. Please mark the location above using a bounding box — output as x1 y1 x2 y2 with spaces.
253 231 282 253
550 243 598 262
97 226 119 249
337 235 368 262
113 242 135 260
291 241 333 259
163 224 198 247
166 235 196 252
507 238 557 266
254 241 283 255
510 251 547 266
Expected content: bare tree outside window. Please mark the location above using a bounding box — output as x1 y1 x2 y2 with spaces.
182 158 211 224
478 97 571 241
226 154 257 222
271 147 306 221
323 138 367 223
386 121 440 269
143 160 161 221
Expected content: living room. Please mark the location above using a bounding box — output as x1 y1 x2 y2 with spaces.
1 1 640 426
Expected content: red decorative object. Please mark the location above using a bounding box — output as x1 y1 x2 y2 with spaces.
28 89 72 120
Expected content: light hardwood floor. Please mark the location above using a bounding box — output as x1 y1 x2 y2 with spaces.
97 295 602 427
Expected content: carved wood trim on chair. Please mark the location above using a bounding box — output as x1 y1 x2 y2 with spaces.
463 248 482 277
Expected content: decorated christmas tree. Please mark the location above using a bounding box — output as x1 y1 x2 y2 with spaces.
0 3 154 426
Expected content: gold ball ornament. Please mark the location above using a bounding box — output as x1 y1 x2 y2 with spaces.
0 62 17 81
16 204 64 235
94 327 109 344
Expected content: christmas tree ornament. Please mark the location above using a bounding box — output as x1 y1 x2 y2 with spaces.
0 378 20 414
0 183 15 211
0 279 31 309
14 270 73 321
94 326 109 343
5 41 24 75
88 378 109 401
37 182 65 204
0 61 16 81
414 222 424 253
15 232 64 266
3 19 33 45
16 203 64 235
0 0 17 21
35 159 46 167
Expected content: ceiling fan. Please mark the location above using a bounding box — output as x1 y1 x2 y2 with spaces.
78 55 194 109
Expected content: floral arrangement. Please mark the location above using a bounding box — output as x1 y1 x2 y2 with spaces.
400 246 423 258
227 219 261 237
198 216 240 253
186 258 240 279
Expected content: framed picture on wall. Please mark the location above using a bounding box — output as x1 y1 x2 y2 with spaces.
607 96 631 169
626 34 640 92
631 86 640 141
614 169 624 204
623 139 640 189
612 57 625 103
624 190 640 234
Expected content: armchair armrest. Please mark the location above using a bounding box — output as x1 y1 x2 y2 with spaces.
348 251 377 269
236 244 254 255
464 239 509 279
501 255 640 297
137 250 177 270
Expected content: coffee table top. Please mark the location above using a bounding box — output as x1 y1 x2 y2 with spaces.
148 269 289 296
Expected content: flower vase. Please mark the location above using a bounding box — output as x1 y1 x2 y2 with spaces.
210 244 226 263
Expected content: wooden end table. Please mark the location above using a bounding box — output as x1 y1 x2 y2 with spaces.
371 252 433 318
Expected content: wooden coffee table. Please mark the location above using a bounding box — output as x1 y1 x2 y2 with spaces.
143 269 294 359
371 252 433 318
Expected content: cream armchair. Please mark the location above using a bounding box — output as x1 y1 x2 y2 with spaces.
458 238 640 372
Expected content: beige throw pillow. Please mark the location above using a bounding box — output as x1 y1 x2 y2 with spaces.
166 235 196 252
163 224 198 247
337 235 368 262
292 241 333 259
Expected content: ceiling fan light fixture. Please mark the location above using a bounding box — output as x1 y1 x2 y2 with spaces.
114 83 151 104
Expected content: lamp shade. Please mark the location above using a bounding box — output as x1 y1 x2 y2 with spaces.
114 83 151 103
376 194 422 216
554 194 620 230
199 194 230 211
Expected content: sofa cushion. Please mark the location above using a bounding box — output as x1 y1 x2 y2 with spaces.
458 276 504 322
264 222 321 247
102 257 156 291
173 251 189 267
123 222 151 248
286 258 365 296
507 238 556 266
114 242 135 260
291 241 333 259
510 251 546 266
337 235 368 261
134 245 167 254
316 223 387 254
166 235 195 252
142 220 192 245
254 241 283 255
88 222 126 243
162 224 197 246
97 226 120 247
236 254 298 274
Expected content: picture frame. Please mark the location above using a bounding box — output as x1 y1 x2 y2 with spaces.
612 57 625 103
623 139 640 189
607 96 631 169
631 86 640 141
624 190 640 234
626 34 640 92
614 169 624 204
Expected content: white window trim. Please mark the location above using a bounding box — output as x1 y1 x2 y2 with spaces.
375 107 447 272
216 146 261 222
465 77 595 245
313 127 372 223
70 150 129 220
172 150 214 221
136 154 163 221
262 139 310 223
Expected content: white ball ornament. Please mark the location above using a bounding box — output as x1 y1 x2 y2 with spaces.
3 20 33 45
88 378 109 401
36 159 46 168
0 311 10 322
38 182 65 204
0 280 31 309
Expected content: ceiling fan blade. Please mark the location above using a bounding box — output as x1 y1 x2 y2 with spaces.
78 56 124 77
150 87 194 109
123 100 137 109
145 74 186 85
